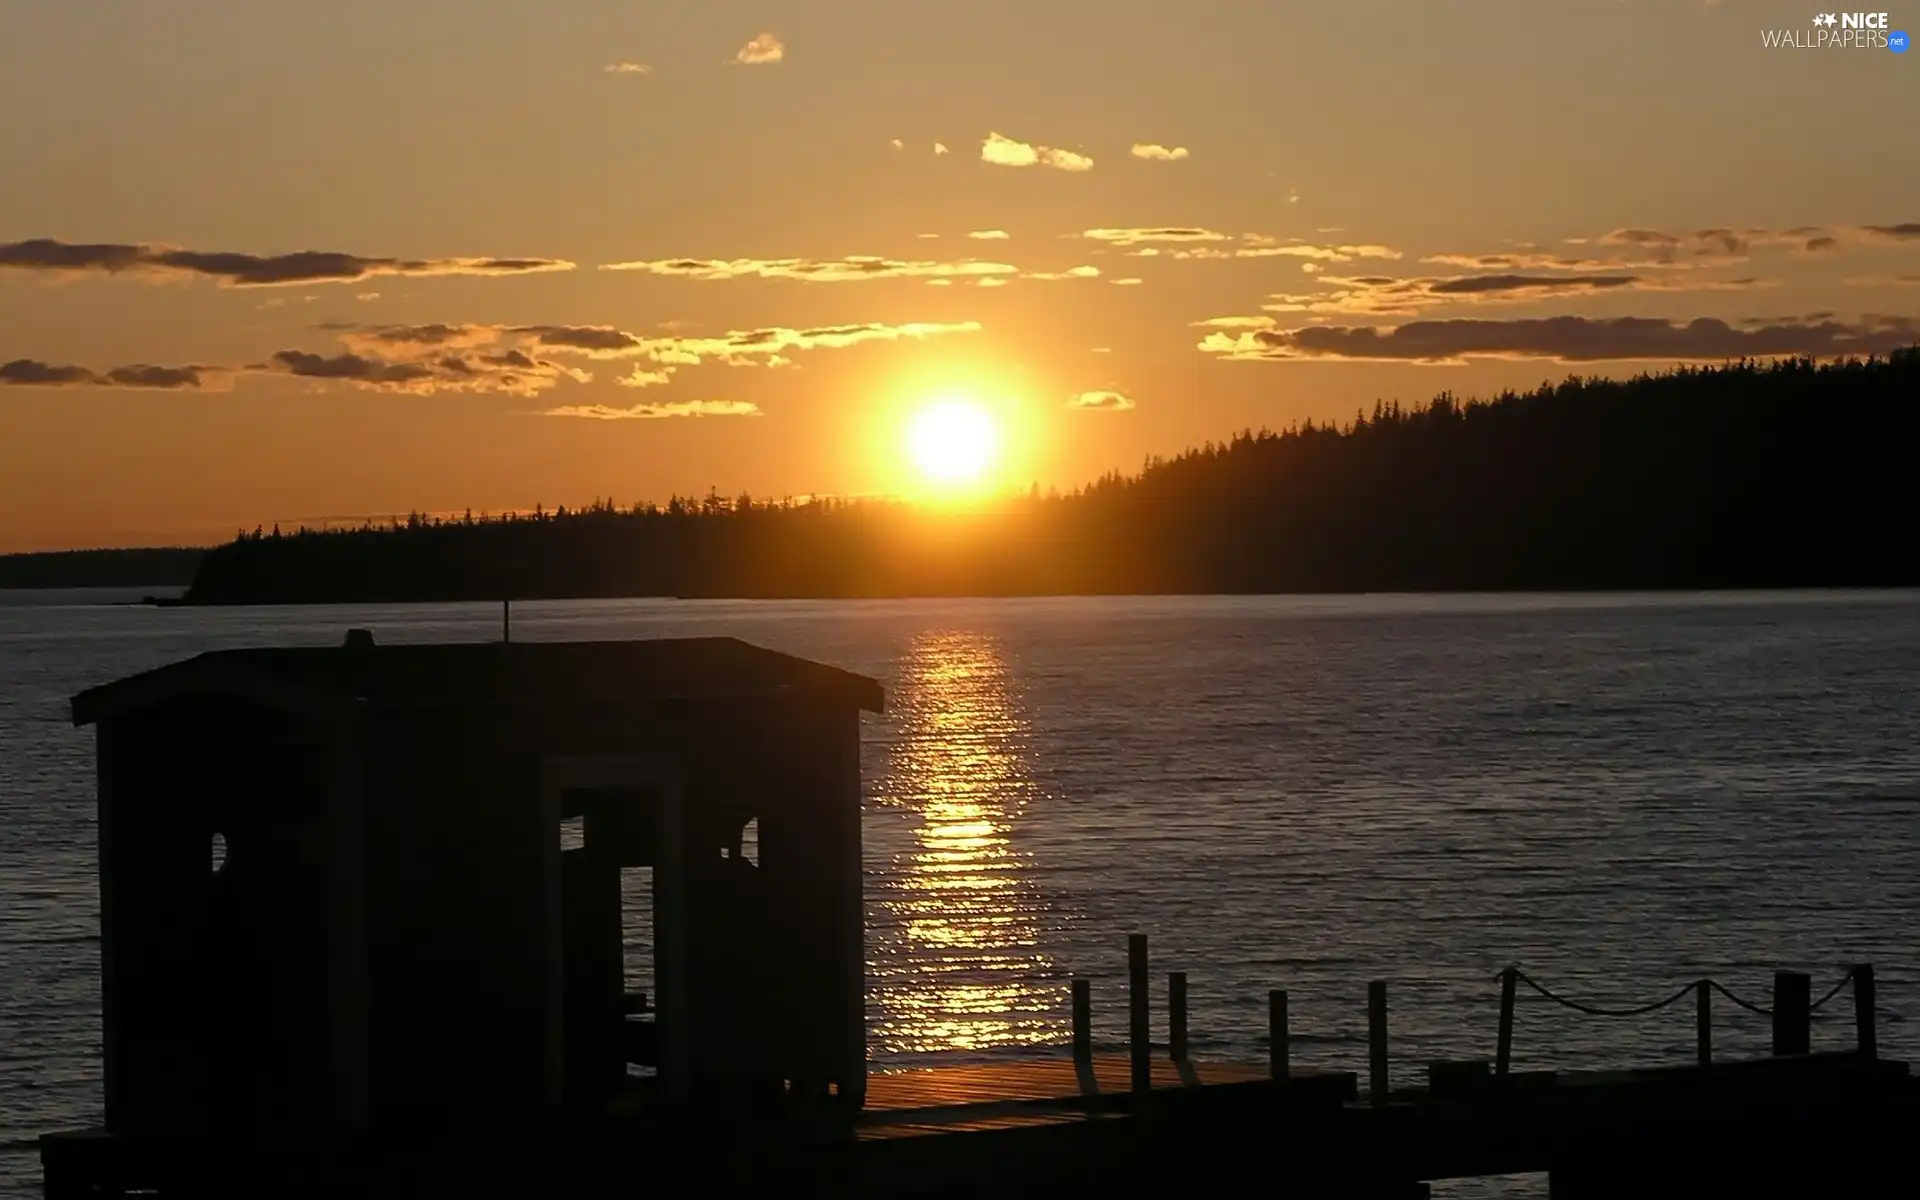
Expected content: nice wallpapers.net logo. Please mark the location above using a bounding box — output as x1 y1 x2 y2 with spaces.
1763 12 1909 50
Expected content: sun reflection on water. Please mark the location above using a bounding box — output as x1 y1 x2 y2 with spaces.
868 630 1059 1058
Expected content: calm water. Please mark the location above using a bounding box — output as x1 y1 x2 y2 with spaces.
3 590 1919 1196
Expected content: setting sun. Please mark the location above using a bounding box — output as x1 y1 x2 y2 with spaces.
906 398 1000 490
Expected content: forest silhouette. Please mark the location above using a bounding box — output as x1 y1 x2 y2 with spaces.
182 352 1920 604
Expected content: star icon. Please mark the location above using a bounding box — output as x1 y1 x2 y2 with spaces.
1813 12 1837 26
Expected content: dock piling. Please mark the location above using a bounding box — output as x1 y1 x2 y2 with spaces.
1368 980 1389 1106
1071 978 1091 1062
1269 989 1290 1081
1168 971 1188 1061
1128 934 1151 1100
1496 967 1517 1077
1696 980 1712 1068
1854 964 1876 1060
1772 971 1811 1057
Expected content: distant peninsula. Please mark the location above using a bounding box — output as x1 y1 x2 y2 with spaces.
0 547 204 592
179 352 1919 605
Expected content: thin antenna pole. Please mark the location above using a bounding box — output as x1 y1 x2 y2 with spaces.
503 598 511 644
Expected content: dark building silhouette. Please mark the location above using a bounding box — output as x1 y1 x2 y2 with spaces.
66 634 883 1151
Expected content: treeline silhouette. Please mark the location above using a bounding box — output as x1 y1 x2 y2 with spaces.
183 352 1920 604
0 547 204 591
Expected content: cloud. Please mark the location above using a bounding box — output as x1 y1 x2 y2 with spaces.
545 399 761 420
733 33 784 65
1112 277 1144 286
334 323 501 353
1067 390 1135 411
1254 272 1775 317
934 142 950 155
968 230 1011 240
1199 314 1920 365
1 358 219 389
1845 275 1920 287
1025 265 1101 281
516 325 648 357
1227 241 1402 263
1080 227 1230 247
1 359 96 386
603 62 652 75
1130 143 1189 161
890 138 905 151
0 238 573 287
1585 224 1886 264
1191 316 1277 329
268 346 586 396
981 132 1093 171
1861 223 1920 241
617 367 675 388
600 255 1018 283
321 319 980 382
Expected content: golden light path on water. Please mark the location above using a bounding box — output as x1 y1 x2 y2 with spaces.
867 630 1060 1058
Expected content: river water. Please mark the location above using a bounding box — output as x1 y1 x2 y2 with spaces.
3 589 1918 1196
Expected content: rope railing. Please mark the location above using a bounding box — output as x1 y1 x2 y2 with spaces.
1494 964 1876 1076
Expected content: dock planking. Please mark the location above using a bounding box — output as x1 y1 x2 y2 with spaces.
863 1054 1321 1110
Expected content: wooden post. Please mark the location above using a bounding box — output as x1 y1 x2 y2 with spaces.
502 598 511 643
1071 978 1091 1062
1696 980 1712 1068
1269 989 1290 1081
1168 971 1188 1061
1368 980 1389 1106
1129 934 1151 1100
1852 964 1876 1060
1772 971 1811 1057
1495 968 1517 1078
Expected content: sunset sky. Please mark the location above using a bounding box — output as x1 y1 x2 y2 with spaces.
2 0 1915 552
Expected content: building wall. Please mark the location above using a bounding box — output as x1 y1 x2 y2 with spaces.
100 697 333 1140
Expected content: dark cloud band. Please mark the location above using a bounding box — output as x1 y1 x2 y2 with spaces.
0 238 573 287
1201 315 1920 364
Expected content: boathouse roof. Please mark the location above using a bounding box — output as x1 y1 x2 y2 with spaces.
69 635 885 726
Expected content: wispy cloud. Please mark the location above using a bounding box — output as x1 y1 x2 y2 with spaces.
297 317 977 408
1 358 222 389
1579 223 1918 263
0 238 573 287
1026 265 1101 281
545 399 761 420
968 230 1011 240
732 32 785 65
1130 143 1189 162
934 142 950 155
269 348 586 396
1219 242 1402 263
1080 227 1230 247
981 132 1093 171
1253 271 1775 317
1198 314 1920 364
1098 230 1401 263
1067 390 1135 410
603 62 652 75
600 255 1017 283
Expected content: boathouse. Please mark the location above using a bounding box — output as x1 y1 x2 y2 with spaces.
67 634 883 1146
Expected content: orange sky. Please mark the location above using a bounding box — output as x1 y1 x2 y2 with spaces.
1 0 1915 551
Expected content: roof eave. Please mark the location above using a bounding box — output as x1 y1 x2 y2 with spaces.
71 658 359 727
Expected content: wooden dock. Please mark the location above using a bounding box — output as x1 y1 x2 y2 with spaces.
41 949 1920 1199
